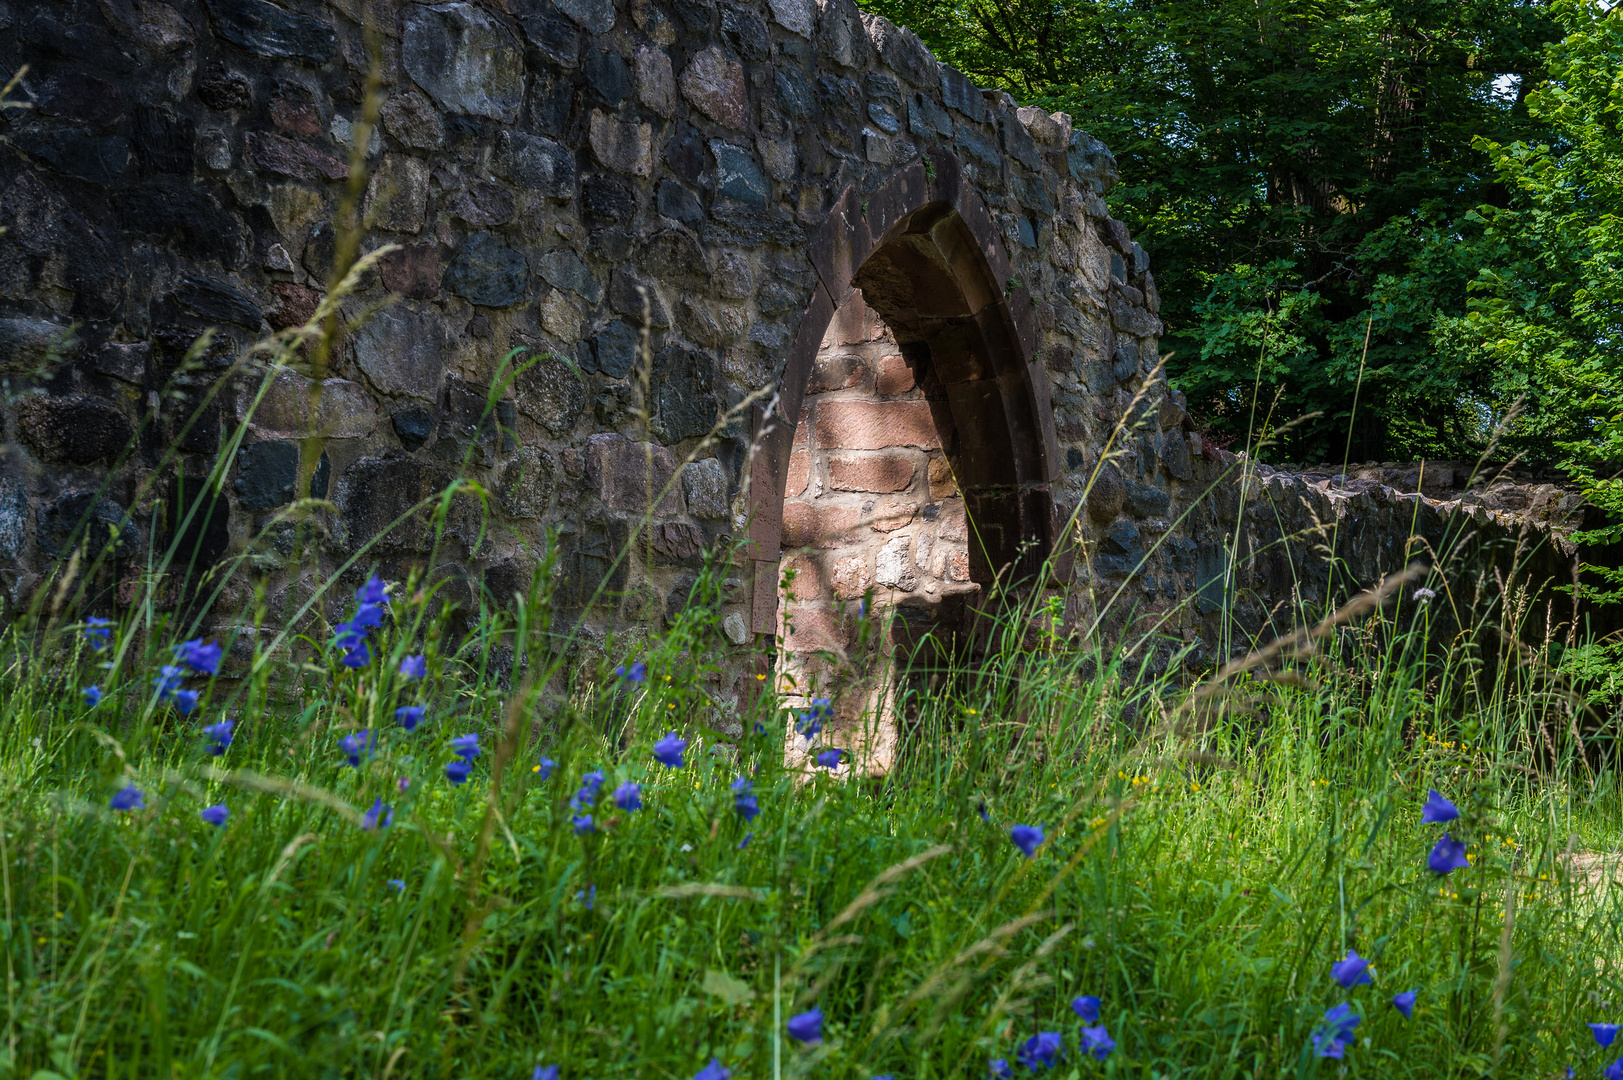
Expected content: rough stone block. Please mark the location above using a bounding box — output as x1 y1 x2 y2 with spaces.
682 457 730 519
350 303 447 400
365 154 429 233
785 450 811 498
590 111 653 176
16 395 132 465
584 433 685 514
635 46 675 115
515 351 587 435
380 90 443 148
831 554 872 599
680 46 747 129
244 370 378 439
202 0 336 61
380 243 441 299
442 231 529 307
401 2 525 123
234 440 329 510
876 533 916 590
247 131 347 181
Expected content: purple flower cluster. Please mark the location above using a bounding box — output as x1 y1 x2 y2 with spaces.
332 574 389 669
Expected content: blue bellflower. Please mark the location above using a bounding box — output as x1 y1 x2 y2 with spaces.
814 749 843 769
989 1060 1012 1079
1311 1003 1360 1059
341 641 371 669
1392 991 1417 1020
203 719 234 756
532 1068 559 1080
738 832 753 849
796 698 831 740
1606 1059 1623 1080
1071 996 1101 1024
110 784 144 811
1593 1023 1622 1048
572 769 606 809
786 1006 823 1044
733 776 760 820
155 665 199 712
388 879 406 894
1428 834 1469 874
82 685 103 708
1331 949 1373 988
361 798 393 829
1010 824 1045 858
200 803 229 826
1080 1025 1115 1061
350 603 385 630
1016 1032 1062 1070
445 760 472 785
174 638 223 676
356 574 388 605
536 757 557 780
450 733 481 760
693 1059 730 1080
616 660 648 683
613 781 643 811
340 729 375 767
84 615 114 650
572 813 594 835
400 654 427 680
395 706 424 731
1421 789 1459 824
653 732 688 768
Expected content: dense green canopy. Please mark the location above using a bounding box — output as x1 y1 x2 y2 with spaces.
861 0 1617 471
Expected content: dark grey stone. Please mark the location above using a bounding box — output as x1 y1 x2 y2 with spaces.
720 6 769 60
94 342 148 385
435 377 516 466
201 0 337 62
590 226 633 261
590 319 640 378
609 268 670 328
1112 339 1139 382
1161 430 1192 480
702 202 804 249
393 406 436 450
196 66 253 110
709 141 768 205
516 351 587 435
554 0 614 33
774 68 813 121
12 127 131 186
908 91 952 138
37 492 134 561
939 64 984 120
665 124 706 183
1093 518 1144 577
19 14 139 73
867 103 900 134
234 440 330 510
582 174 636 221
120 181 250 268
955 125 999 168
401 2 526 123
17 395 133 465
817 74 863 126
351 304 448 400
1068 129 1119 194
519 2 581 67
1123 480 1170 518
0 319 80 371
503 131 576 200
657 179 704 222
498 446 554 518
650 344 717 443
537 248 604 304
0 479 26 562
448 181 516 227
443 232 529 308
583 48 631 106
176 275 262 328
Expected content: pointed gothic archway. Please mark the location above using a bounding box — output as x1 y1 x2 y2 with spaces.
740 149 1064 756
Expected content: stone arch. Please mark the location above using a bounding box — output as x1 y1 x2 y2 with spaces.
742 149 1062 644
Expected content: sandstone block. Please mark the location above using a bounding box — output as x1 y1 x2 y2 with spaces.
814 401 939 450
828 452 913 493
876 353 914 394
244 370 378 439
831 554 872 599
785 450 811 498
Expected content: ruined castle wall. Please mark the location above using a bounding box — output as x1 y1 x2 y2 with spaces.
0 0 1584 721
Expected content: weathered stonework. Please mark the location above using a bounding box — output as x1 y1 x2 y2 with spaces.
0 0 1593 739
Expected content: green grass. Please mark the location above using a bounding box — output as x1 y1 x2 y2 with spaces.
2 552 1622 1080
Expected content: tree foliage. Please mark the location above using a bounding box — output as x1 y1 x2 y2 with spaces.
860 0 1568 462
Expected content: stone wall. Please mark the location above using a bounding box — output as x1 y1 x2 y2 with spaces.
0 0 1591 727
